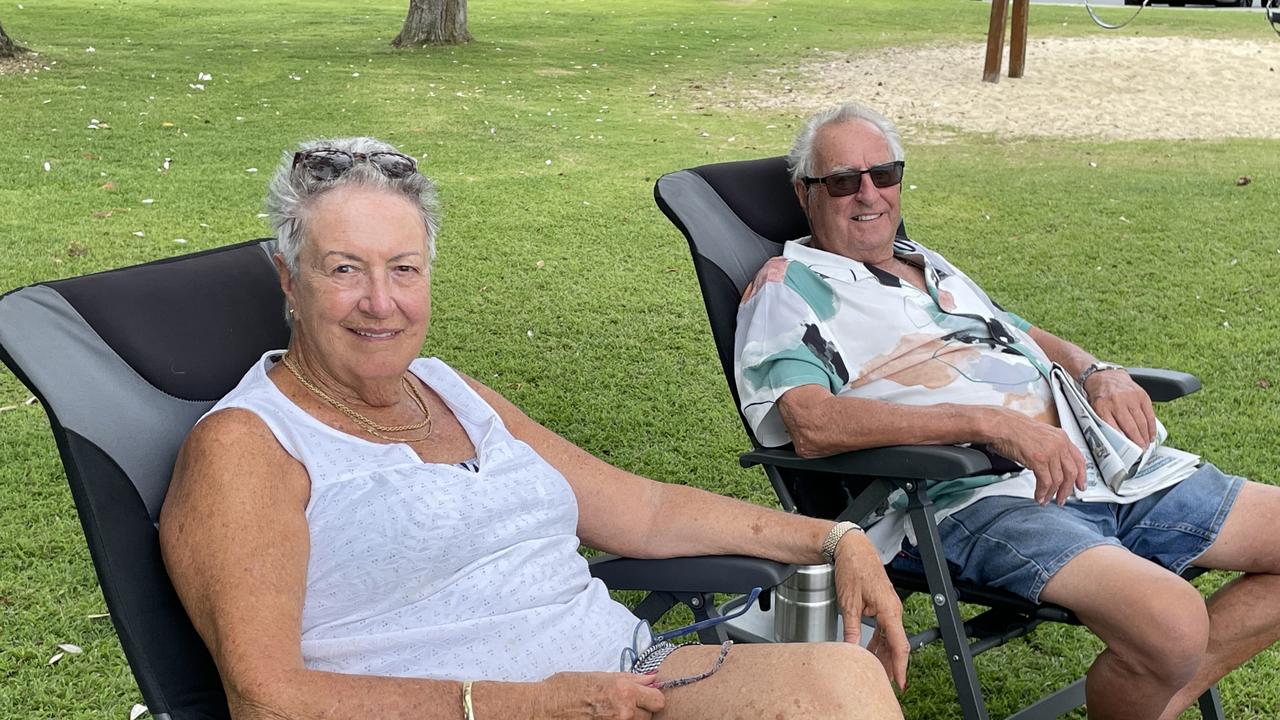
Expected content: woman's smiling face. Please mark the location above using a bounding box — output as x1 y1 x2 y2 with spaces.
283 185 433 385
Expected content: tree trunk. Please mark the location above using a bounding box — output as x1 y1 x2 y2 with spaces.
0 19 27 59
392 0 471 48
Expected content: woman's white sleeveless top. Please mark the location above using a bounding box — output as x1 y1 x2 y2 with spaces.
203 352 642 681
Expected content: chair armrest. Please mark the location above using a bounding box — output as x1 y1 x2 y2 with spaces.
740 445 993 481
588 554 795 593
1127 367 1201 402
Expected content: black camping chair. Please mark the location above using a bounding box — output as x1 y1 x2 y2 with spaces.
654 156 1225 720
0 239 793 720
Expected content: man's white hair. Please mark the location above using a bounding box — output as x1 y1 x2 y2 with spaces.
787 101 905 183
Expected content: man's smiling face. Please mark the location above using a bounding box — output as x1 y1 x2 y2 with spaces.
795 119 902 264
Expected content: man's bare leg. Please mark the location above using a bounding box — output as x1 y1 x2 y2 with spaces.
1158 481 1280 720
1039 546 1210 720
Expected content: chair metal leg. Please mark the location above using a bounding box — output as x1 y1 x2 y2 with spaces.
1003 677 1085 720
903 480 990 720
1197 684 1225 720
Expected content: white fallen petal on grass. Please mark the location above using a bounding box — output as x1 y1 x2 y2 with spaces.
132 231 145 237
130 704 149 720
58 643 83 654
246 168 258 173
197 72 212 82
174 238 187 244
43 161 51 172
85 47 95 53
48 652 64 666
142 198 154 205
87 612 110 620
189 83 205 91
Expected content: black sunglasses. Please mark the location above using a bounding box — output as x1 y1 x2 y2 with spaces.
291 149 419 181
802 160 905 198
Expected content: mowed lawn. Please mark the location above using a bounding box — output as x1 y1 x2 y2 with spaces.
1 0 1278 717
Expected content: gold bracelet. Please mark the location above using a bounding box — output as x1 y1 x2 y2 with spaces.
461 680 475 720
463 676 478 717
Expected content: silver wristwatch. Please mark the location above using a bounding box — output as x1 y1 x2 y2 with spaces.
820 520 863 565
1077 361 1126 387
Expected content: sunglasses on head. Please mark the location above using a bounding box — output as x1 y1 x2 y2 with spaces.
802 160 905 198
291 149 419 181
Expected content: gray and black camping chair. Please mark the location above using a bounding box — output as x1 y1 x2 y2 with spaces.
0 239 793 720
654 155 1225 720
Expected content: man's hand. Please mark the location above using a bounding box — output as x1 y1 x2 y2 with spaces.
988 411 1087 506
537 672 666 720
832 531 909 692
1084 370 1156 448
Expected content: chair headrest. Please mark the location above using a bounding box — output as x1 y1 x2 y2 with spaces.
688 156 811 243
0 239 290 521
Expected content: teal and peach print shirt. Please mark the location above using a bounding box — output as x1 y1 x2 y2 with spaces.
734 237 1053 561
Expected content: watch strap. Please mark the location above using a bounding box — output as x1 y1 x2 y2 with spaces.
1077 361 1125 387
820 520 863 565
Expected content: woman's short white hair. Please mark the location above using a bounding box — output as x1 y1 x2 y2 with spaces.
265 136 440 279
787 102 905 183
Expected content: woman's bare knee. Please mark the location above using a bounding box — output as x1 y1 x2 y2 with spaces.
794 643 902 720
656 643 902 720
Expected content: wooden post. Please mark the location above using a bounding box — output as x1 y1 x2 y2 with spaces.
1009 0 1030 78
983 0 1010 83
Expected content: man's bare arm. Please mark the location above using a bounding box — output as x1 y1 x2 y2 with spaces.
776 385 1086 506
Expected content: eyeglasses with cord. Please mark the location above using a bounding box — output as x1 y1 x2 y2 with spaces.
802 160 905 198
619 586 761 672
291 149 419 181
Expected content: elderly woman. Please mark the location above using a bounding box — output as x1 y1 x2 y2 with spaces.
158 137 908 720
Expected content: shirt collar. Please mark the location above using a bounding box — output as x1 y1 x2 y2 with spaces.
783 235 931 280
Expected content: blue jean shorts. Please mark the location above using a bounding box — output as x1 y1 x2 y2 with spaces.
890 463 1245 603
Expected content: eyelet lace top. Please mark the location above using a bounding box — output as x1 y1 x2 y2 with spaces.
202 351 642 681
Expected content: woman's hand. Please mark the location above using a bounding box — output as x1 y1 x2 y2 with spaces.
537 672 666 720
832 532 910 692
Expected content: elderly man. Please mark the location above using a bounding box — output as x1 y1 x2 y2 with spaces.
734 101 1280 720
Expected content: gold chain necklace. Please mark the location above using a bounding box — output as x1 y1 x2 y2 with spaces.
281 353 433 442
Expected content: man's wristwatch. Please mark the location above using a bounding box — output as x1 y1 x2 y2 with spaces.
820 520 863 565
1077 361 1126 387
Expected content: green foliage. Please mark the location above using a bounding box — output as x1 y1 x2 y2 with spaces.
0 0 1276 717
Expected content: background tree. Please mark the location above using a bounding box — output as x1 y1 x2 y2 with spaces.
392 0 470 47
0 19 27 58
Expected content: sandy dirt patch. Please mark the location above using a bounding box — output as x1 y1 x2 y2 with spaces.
724 37 1280 141
0 51 43 77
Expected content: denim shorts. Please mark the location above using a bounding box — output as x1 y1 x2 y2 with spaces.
890 463 1244 603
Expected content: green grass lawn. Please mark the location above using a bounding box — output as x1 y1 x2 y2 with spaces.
1 0 1278 717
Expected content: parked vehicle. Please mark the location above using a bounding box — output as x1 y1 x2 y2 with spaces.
1124 0 1254 6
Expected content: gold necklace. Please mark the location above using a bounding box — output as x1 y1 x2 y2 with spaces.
281 353 433 442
